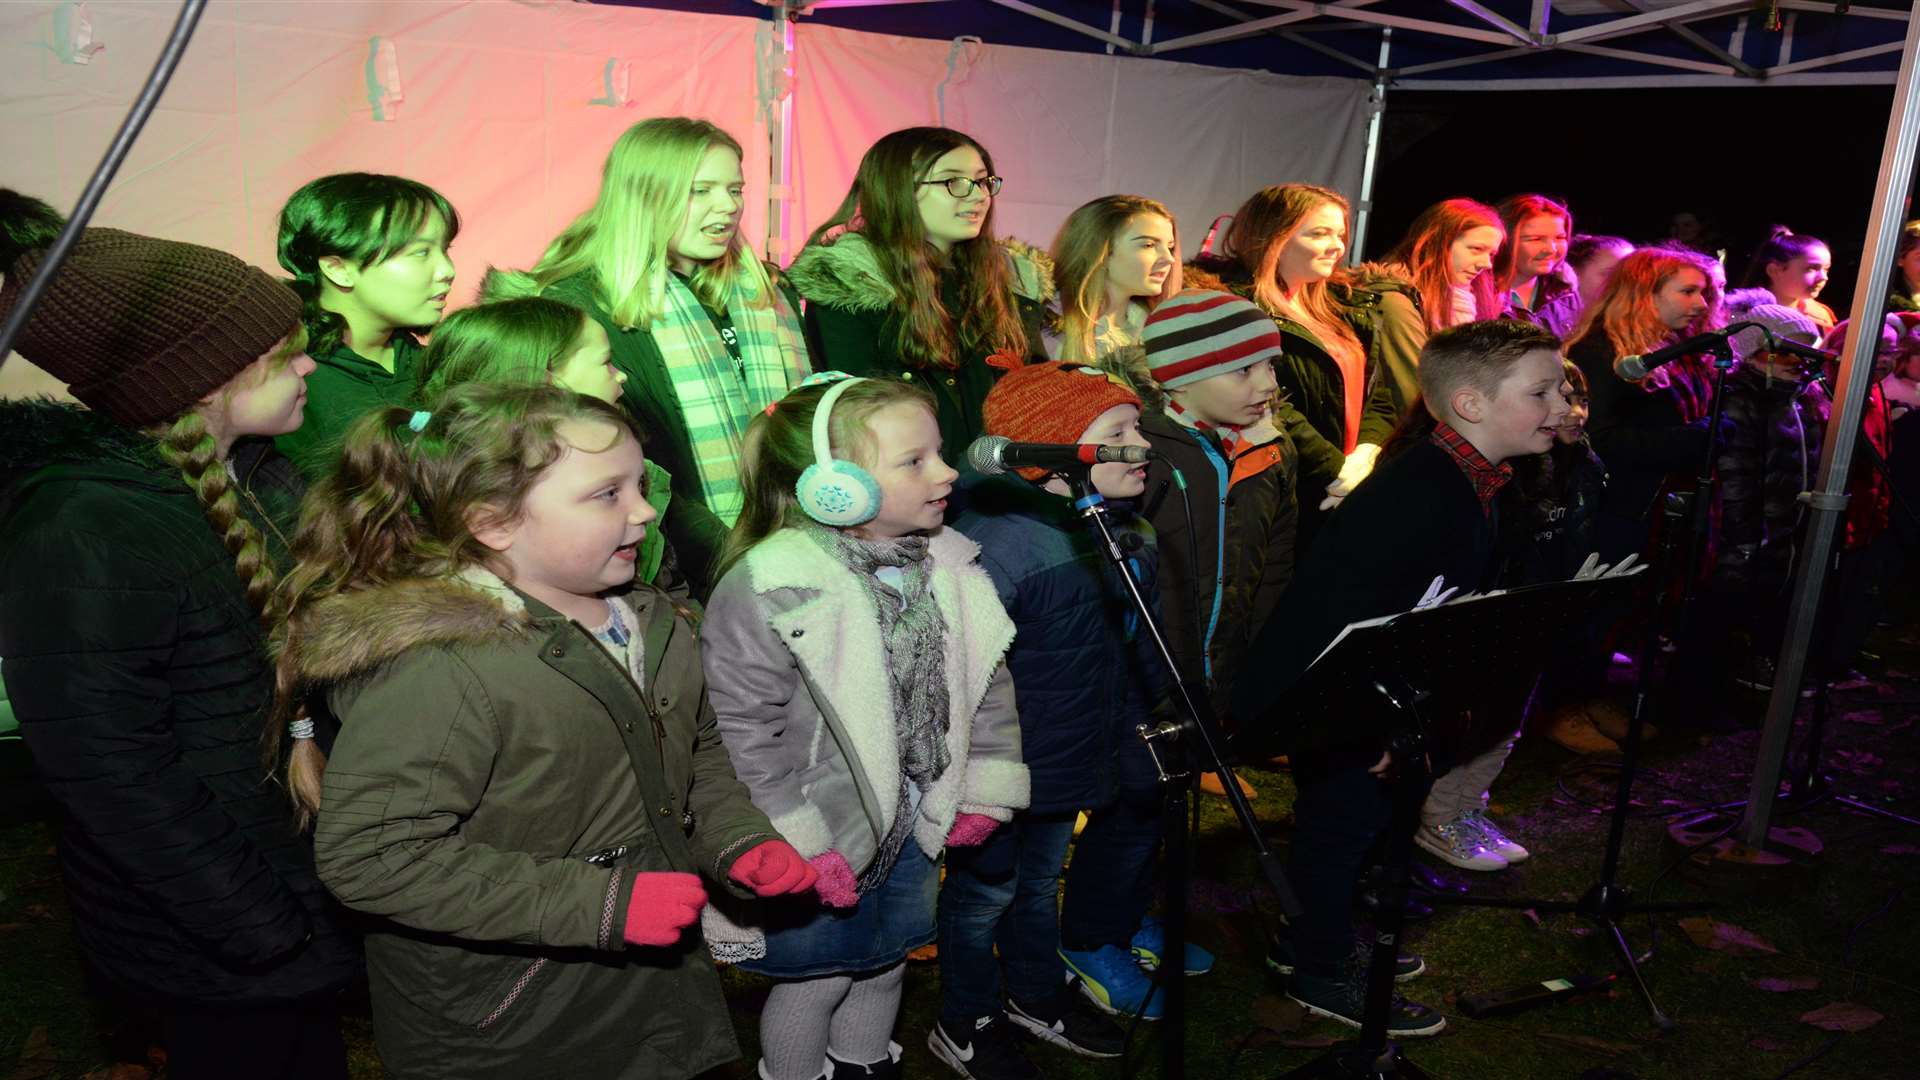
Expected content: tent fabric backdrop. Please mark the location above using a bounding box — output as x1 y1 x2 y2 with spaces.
789 22 1370 259
0 0 1365 393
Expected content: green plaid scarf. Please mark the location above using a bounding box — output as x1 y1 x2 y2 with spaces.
653 272 809 523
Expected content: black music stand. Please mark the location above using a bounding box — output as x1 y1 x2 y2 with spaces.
1237 574 1642 1078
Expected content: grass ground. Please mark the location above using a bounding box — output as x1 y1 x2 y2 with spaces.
4 616 1917 1079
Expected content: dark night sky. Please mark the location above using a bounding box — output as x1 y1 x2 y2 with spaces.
1367 85 1906 314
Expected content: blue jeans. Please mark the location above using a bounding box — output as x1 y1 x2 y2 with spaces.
936 812 1077 1021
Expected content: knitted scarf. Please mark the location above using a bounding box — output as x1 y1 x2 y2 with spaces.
804 523 951 891
652 273 808 524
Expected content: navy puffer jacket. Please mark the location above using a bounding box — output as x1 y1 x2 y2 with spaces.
950 473 1164 812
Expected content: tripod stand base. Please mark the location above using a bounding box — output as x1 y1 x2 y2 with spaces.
1280 1040 1434 1079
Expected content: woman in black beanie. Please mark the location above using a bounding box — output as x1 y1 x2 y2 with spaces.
0 228 361 1080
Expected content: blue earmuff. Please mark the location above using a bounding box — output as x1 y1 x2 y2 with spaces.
795 374 882 527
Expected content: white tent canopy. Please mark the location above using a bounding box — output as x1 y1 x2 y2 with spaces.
0 0 1369 288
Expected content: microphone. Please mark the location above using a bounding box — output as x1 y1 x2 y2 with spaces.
966 435 1153 476
1614 323 1760 381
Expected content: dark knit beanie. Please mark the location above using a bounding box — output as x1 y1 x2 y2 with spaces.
1142 289 1285 389
982 360 1143 481
0 227 302 426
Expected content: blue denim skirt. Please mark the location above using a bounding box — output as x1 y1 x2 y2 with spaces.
739 838 938 979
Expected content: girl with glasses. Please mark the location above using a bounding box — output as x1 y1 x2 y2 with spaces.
787 127 1051 462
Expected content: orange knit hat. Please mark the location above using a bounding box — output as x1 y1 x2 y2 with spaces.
981 361 1143 480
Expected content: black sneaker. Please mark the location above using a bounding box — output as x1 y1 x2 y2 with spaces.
928 1014 1041 1080
1267 937 1425 983
1005 992 1125 1058
1286 970 1446 1038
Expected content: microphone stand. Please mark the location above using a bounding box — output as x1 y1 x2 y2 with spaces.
1062 470 1301 1080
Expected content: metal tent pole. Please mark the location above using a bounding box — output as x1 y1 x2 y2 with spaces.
1348 28 1391 264
764 2 797 267
1738 10 1920 849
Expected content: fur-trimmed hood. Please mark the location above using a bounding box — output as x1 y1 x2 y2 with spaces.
283 567 534 686
786 232 1056 312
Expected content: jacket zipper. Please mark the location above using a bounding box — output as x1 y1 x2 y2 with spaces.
476 957 550 1030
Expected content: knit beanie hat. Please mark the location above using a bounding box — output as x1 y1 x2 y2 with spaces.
0 228 302 426
1140 289 1285 389
982 360 1143 481
1729 302 1820 362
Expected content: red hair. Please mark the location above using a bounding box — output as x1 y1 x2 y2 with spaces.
1570 246 1719 362
1382 198 1505 332
1493 193 1572 295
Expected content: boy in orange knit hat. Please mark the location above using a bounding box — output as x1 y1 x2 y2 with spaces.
933 361 1177 1079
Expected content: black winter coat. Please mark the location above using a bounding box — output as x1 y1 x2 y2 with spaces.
1136 410 1297 723
1566 332 1710 555
1713 366 1824 591
1185 258 1411 547
787 234 1053 463
0 403 361 1007
1494 438 1608 588
1233 438 1499 756
950 473 1163 812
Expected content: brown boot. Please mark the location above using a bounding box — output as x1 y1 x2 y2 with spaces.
1198 771 1258 799
1544 706 1619 755
1586 699 1655 742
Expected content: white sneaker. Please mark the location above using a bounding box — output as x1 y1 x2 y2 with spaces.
1460 809 1529 864
1415 817 1509 871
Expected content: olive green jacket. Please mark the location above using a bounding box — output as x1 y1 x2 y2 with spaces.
303 569 774 1079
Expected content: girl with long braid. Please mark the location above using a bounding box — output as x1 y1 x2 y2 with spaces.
0 229 361 1079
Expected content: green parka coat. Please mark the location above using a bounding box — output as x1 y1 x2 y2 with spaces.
302 569 777 1080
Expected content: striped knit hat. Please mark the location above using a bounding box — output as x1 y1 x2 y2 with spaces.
1141 289 1284 389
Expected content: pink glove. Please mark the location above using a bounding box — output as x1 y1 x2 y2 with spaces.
946 813 1000 847
809 851 860 909
728 839 819 897
623 871 707 947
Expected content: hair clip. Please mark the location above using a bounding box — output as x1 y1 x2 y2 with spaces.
407 410 432 433
799 370 857 388
288 718 316 741
764 402 779 417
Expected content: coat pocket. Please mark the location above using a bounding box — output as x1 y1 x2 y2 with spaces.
458 953 553 1033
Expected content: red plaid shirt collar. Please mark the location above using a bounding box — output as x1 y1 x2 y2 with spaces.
1428 422 1513 518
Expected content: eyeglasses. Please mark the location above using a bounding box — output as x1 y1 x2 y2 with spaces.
919 175 1003 199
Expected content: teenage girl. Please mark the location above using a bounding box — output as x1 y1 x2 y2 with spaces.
280 384 814 1079
1047 193 1181 362
1495 194 1574 331
1565 246 1719 565
275 172 459 478
786 127 1052 461
0 229 359 1079
1185 184 1402 545
700 374 1030 1080
1742 226 1837 333
486 117 810 597
1359 197 1507 417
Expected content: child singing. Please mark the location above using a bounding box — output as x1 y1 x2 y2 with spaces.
282 385 814 1080
700 374 1030 1080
